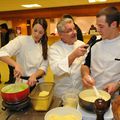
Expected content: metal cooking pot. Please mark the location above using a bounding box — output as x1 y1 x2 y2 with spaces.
1 83 30 103
79 89 111 112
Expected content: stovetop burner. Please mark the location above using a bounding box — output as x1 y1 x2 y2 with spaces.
2 98 30 111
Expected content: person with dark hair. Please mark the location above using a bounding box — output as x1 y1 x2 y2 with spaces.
0 23 16 84
81 6 120 95
0 23 9 47
0 18 48 89
62 14 83 41
88 24 97 34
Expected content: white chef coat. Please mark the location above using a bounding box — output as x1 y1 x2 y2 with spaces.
48 40 86 97
0 35 48 82
90 35 120 89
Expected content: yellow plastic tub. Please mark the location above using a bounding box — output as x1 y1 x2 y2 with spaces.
29 82 54 111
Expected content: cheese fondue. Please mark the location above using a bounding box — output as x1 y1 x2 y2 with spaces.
83 94 109 102
48 114 78 120
2 84 27 93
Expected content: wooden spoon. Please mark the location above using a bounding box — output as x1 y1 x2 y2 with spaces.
87 75 101 98
93 86 101 98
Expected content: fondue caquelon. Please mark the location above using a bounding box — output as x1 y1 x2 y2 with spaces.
79 89 111 112
79 89 111 103
63 97 78 108
83 95 108 102
1 83 28 93
48 114 78 120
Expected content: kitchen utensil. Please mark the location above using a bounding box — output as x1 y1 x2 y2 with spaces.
1 83 30 103
20 76 41 81
44 107 82 120
29 82 54 111
2 98 30 111
88 75 101 98
62 93 78 109
93 86 101 98
79 89 111 112
20 76 42 92
94 98 108 120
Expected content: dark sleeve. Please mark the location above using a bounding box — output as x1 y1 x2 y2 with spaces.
84 39 102 68
84 49 91 68
1 32 9 47
5 32 10 44
74 24 83 41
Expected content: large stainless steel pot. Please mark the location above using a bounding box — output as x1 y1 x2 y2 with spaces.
1 83 30 103
79 89 111 112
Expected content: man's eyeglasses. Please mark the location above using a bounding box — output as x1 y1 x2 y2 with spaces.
64 27 77 34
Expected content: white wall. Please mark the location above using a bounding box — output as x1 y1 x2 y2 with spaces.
75 16 96 34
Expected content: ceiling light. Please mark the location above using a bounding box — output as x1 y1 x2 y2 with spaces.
21 4 41 8
88 0 107 3
88 0 96 2
98 0 107 1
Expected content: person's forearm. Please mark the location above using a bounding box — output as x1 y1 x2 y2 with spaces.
33 69 45 78
81 64 90 77
0 56 17 67
68 52 76 66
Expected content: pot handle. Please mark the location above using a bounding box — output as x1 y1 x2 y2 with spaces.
20 76 41 82
2 106 7 111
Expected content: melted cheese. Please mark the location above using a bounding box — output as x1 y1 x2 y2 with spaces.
48 114 78 120
83 95 108 102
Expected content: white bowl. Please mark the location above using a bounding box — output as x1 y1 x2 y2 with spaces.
44 107 82 120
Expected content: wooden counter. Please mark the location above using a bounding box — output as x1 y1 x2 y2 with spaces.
0 96 62 120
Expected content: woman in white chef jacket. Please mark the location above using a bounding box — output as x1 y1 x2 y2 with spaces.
0 18 48 90
48 18 88 98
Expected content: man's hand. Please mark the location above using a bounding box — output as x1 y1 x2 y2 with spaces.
69 45 88 66
27 74 37 87
73 45 88 58
82 75 95 88
103 82 119 95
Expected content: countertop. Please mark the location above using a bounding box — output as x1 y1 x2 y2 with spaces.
1 94 120 120
0 96 62 120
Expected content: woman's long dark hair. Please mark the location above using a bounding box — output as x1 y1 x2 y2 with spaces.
32 18 48 60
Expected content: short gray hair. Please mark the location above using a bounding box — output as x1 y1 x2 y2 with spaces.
57 18 73 33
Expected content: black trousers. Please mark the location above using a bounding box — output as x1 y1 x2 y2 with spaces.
5 65 15 84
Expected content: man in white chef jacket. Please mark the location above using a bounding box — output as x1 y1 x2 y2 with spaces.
48 18 88 98
81 6 120 95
